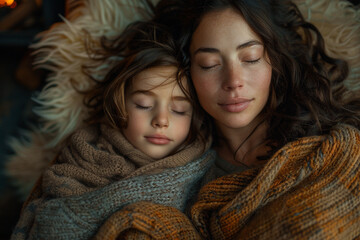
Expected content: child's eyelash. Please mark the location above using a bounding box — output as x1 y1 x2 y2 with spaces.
135 104 188 115
136 104 151 110
172 110 186 115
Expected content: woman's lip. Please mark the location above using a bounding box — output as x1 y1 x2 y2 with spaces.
219 98 252 105
145 135 171 145
219 99 252 113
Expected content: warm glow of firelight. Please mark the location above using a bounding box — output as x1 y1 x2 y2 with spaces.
0 0 16 8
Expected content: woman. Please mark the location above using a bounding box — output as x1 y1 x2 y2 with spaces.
149 0 360 239
154 0 360 169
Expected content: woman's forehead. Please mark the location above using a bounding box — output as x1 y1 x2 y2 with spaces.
190 8 261 52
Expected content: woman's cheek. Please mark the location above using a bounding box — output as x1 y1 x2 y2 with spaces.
192 68 218 92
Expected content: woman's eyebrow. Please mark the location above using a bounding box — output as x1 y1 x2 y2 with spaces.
193 47 219 55
193 40 262 55
237 40 262 50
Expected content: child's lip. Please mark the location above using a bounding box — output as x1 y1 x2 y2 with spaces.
145 134 171 145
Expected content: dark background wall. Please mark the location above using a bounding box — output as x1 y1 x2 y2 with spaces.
0 1 65 239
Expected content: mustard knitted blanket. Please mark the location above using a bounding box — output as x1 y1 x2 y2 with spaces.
89 124 360 239
11 124 215 240
195 124 360 239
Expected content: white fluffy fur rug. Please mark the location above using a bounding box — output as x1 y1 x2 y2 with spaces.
5 0 360 199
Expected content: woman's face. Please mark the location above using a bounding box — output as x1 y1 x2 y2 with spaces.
190 8 272 131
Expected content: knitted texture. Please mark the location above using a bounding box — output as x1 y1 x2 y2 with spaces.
11 124 215 240
191 124 360 239
65 124 360 240
94 201 202 240
41 123 211 197
11 126 360 239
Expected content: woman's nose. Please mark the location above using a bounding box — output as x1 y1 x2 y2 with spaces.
151 109 169 128
222 63 244 91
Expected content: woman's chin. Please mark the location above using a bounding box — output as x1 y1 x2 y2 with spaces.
215 117 253 130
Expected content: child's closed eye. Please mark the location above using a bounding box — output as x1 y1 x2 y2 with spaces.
135 104 151 110
172 109 187 115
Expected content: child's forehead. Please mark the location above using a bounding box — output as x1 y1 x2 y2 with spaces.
131 66 186 90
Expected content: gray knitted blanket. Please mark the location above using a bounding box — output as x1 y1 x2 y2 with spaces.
11 124 215 239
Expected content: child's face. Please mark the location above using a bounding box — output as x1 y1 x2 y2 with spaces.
123 66 193 159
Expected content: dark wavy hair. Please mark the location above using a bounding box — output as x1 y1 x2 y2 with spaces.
153 0 360 157
82 20 208 148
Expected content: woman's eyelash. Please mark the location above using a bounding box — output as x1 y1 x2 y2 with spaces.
200 65 215 70
245 58 260 64
200 59 260 69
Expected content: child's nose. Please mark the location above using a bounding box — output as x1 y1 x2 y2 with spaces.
151 109 169 128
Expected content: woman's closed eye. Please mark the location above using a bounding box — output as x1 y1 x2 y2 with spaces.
200 64 220 70
196 55 221 70
244 58 260 64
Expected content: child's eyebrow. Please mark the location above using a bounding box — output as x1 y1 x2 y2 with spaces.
131 90 191 103
131 90 155 96
172 96 191 103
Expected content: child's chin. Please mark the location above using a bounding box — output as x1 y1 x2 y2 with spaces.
147 150 171 160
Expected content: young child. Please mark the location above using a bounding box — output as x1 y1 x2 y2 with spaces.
11 21 215 240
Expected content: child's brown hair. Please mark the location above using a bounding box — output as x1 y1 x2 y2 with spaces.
83 21 208 149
